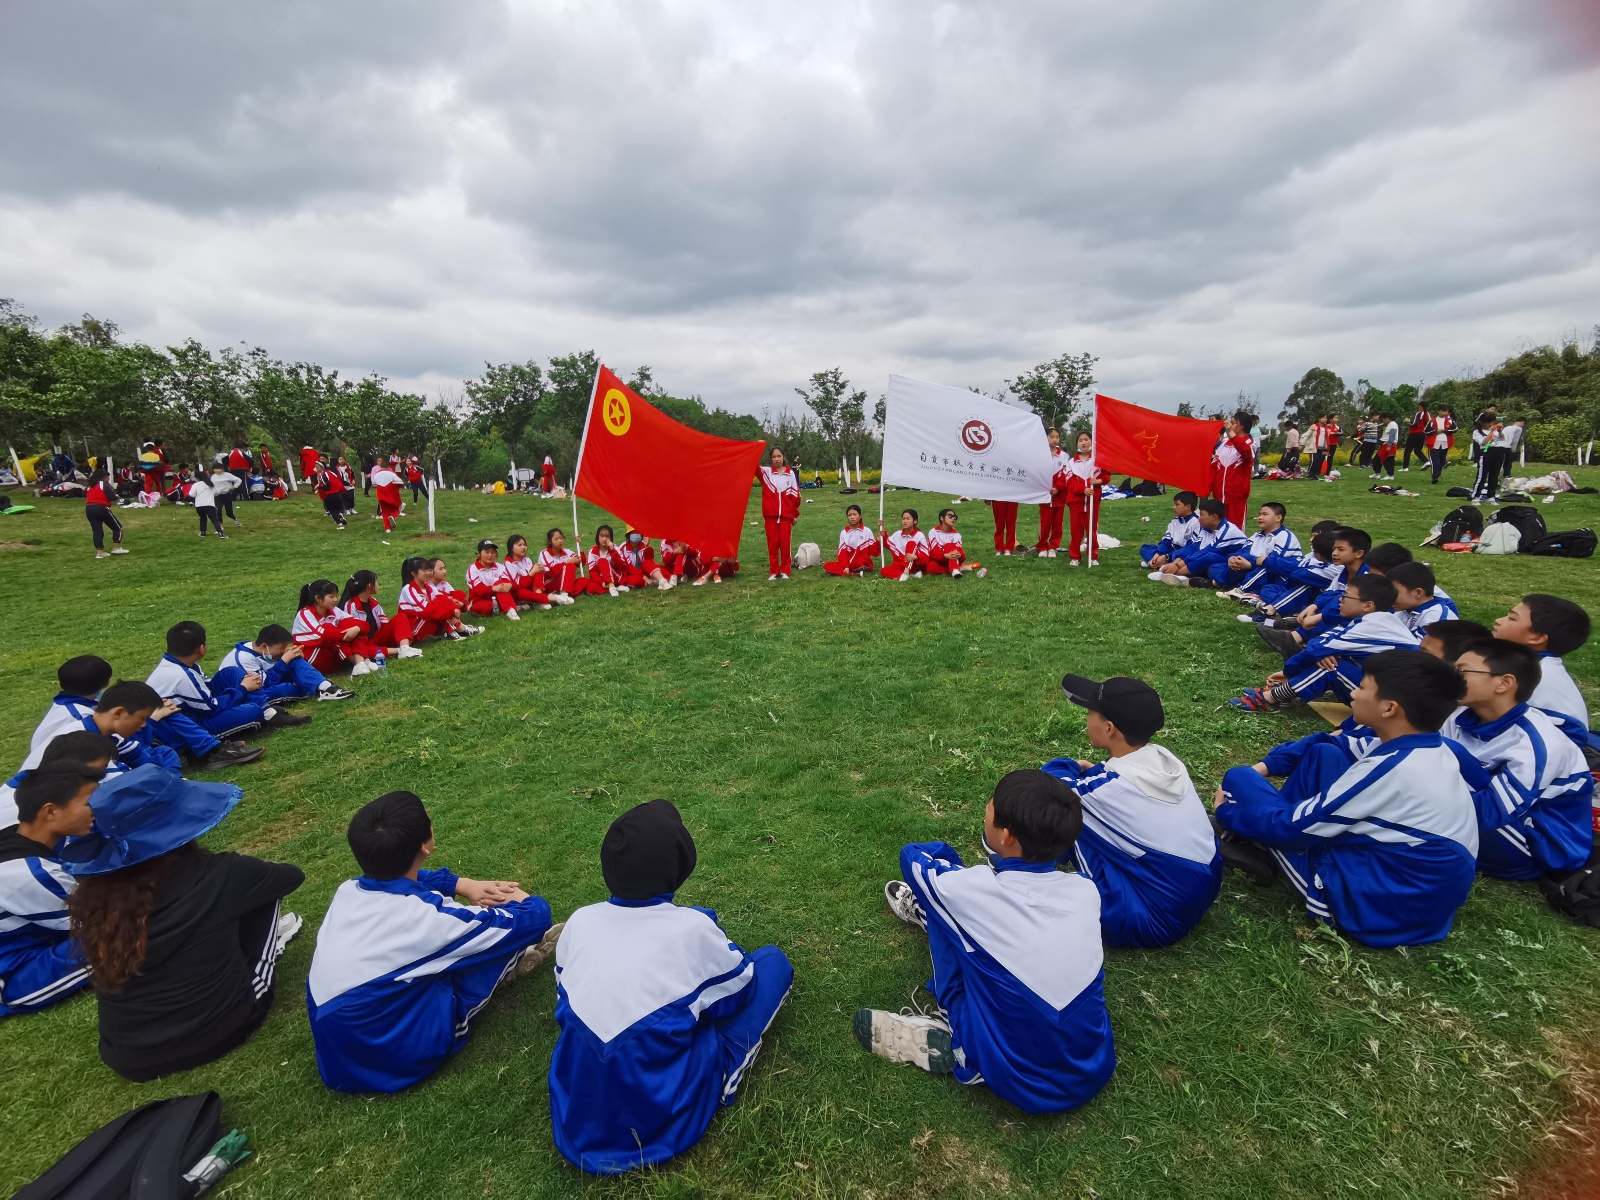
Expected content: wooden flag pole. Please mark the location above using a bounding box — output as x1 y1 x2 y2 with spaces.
571 479 588 577
878 479 888 568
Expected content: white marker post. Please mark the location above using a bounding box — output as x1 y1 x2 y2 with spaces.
508 459 516 492
436 458 444 488
878 480 887 568
9 444 27 483
286 461 298 492
427 473 437 533
841 455 850 487
856 454 862 487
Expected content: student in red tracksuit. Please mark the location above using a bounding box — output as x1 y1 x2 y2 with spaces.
257 444 275 476
466 540 522 620
315 465 349 529
879 509 931 580
580 526 631 598
370 462 404 532
541 455 557 496
618 530 673 590
1209 412 1256 530
294 580 380 677
924 508 984 578
757 447 801 579
1034 428 1069 556
537 530 582 605
1065 432 1113 566
505 535 555 609
300 446 320 480
824 504 881 576
987 499 1019 555
396 558 464 642
426 559 472 615
341 570 423 659
227 444 253 479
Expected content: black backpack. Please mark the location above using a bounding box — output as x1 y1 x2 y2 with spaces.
1490 504 1547 548
1446 486 1473 498
1435 504 1484 544
1539 849 1600 928
1522 529 1597 559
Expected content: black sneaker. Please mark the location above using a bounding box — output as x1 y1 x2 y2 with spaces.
317 685 355 701
261 707 311 730
200 740 265 769
1255 624 1303 659
1217 834 1280 886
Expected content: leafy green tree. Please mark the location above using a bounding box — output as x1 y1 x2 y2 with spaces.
1280 368 1352 429
1006 351 1097 433
795 367 868 460
465 360 546 463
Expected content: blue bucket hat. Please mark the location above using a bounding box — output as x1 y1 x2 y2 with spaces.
59 764 242 876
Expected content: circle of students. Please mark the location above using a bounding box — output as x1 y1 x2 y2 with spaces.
9 456 1600 1180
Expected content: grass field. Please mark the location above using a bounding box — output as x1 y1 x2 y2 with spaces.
2 462 1599 1199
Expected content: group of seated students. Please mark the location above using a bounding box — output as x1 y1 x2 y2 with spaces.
822 503 989 580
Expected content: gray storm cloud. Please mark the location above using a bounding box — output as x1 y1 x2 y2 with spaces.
0 0 1595 414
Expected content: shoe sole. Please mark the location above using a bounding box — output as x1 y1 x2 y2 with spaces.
853 1010 955 1073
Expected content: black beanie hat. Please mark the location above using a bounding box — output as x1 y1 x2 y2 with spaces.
601 799 697 900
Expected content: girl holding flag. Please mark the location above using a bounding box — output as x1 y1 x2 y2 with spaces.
757 447 800 579
538 530 582 605
1034 428 1070 557
878 509 931 581
1065 432 1111 567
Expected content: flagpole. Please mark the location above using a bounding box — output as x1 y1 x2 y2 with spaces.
878 479 887 568
1087 399 1098 569
571 363 605 499
570 480 588 578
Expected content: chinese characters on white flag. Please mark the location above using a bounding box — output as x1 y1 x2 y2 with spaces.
880 374 1056 503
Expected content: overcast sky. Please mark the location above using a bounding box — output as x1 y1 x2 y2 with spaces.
2 0 1597 419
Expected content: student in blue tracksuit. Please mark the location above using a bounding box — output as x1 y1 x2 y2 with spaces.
307 791 557 1093
1215 650 1480 947
1140 491 1200 568
1242 523 1343 622
549 800 792 1175
1042 674 1219 948
1493 594 1595 758
216 624 353 705
147 621 302 749
1234 574 1420 711
1440 639 1593 880
1419 619 1493 664
1253 526 1376 659
1149 498 1249 588
1388 562 1458 634
857 771 1115 1114
0 749 106 1016
16 657 112 764
1212 502 1302 593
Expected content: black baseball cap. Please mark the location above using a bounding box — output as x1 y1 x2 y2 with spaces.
1060 674 1165 744
476 539 498 551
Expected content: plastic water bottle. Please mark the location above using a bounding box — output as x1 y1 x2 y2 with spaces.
374 650 386 670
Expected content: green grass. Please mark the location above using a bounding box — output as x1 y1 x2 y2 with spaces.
2 463 1598 1198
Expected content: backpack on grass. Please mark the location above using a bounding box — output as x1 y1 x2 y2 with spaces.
1490 505 1547 548
1522 529 1597 559
1425 504 1483 547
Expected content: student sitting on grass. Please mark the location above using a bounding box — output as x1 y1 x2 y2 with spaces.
924 508 985 578
1364 542 1414 577
218 625 356 703
824 504 882 577
858 771 1115 1114
0 738 111 1016
62 765 306 1081
1385 562 1458 634
1253 526 1371 657
397 556 469 643
1215 649 1479 947
1211 502 1301 596
1233 574 1420 712
465 539 522 621
549 800 793 1174
1148 498 1249 587
1235 522 1343 625
1440 639 1593 881
307 791 559 1094
293 580 383 677
1042 674 1220 948
507 534 558 607
1492 594 1595 758
149 620 306 741
341 570 426 659
1139 490 1200 569
537 530 584 604
879 509 932 581
1420 619 1493 664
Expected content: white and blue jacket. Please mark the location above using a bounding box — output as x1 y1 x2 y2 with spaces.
1235 527 1304 590
1442 704 1593 880
1144 513 1201 561
1284 610 1421 683
1401 588 1459 634
218 642 273 677
900 842 1115 1113
1530 654 1594 752
1219 733 1481 946
1261 718 1382 777
1260 554 1342 611
146 654 252 718
0 838 82 1016
549 896 769 1173
1175 521 1250 575
307 868 552 1093
1041 748 1221 948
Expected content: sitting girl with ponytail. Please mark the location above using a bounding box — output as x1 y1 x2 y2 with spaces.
341 570 423 659
293 579 381 677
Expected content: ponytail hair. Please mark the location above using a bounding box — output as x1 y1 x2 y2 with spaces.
340 570 377 610
299 579 337 610
400 556 424 586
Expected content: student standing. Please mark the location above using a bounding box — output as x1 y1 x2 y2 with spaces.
1427 407 1457 483
757 447 800 579
858 771 1115 1113
1065 432 1111 566
1373 414 1400 478
1278 425 1301 473
62 766 305 1080
1402 399 1430 470
1209 412 1255 529
406 456 427 504
370 462 405 533
314 464 349 529
541 455 557 496
209 463 244 526
84 469 127 559
986 498 1020 555
308 791 558 1093
189 470 226 538
549 800 792 1174
1034 428 1069 557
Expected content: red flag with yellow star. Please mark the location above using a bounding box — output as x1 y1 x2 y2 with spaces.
1092 392 1223 494
573 365 767 560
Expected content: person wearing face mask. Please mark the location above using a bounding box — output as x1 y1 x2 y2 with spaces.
855 770 1115 1114
1041 675 1220 948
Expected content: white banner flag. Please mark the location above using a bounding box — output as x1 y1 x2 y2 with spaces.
881 374 1055 502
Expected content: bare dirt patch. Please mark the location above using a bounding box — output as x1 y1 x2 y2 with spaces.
1494 1029 1600 1199
0 540 41 551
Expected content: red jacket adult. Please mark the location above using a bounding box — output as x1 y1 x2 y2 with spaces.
227 447 252 473
758 466 800 520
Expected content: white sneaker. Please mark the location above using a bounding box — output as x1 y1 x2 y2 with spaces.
885 881 926 928
659 579 674 590
396 645 424 659
1148 570 1166 582
1067 558 1080 568
350 659 377 676
557 595 576 606
1045 549 1057 558
951 568 962 578
616 585 631 593
317 685 355 700
1216 588 1240 601
768 573 778 580
274 911 304 955
110 546 128 555
1160 573 1186 586
897 570 911 583
779 573 790 579
506 608 521 621
609 586 620 596
514 921 565 976
853 1007 955 1074
95 550 110 559
692 577 706 586
1237 613 1259 624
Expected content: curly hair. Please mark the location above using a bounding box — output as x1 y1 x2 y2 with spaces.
67 843 197 992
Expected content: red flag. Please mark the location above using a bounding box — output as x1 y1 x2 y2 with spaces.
573 366 766 560
1093 393 1223 494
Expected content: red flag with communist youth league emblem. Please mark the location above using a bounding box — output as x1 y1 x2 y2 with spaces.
573 365 767 560
1092 392 1223 495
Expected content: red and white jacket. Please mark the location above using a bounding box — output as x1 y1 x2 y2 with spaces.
1209 438 1253 506
586 544 627 577
838 526 880 556
758 466 801 520
397 581 434 615
538 547 580 574
1046 449 1070 505
344 597 388 636
1427 412 1457 450
504 555 538 585
619 542 657 572
85 480 112 506
299 447 320 477
926 529 965 560
1064 455 1111 509
886 528 930 564
371 467 403 507
314 468 346 499
466 561 510 598
292 606 347 658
